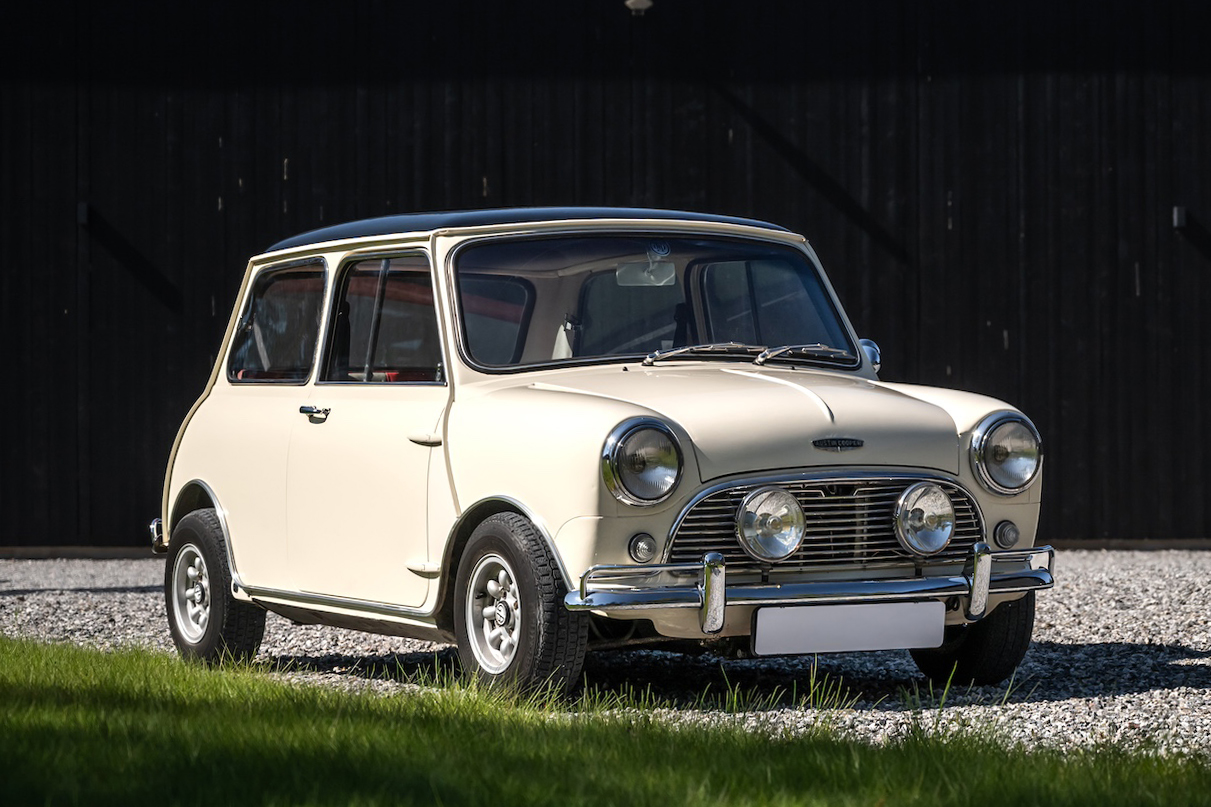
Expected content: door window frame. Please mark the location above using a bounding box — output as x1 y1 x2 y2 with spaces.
316 251 448 387
226 257 329 385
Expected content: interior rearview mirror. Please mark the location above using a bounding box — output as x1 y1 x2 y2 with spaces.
615 261 676 287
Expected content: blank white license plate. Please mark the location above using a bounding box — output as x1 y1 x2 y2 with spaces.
752 602 945 656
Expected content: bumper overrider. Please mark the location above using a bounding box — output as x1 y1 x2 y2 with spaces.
564 542 1055 634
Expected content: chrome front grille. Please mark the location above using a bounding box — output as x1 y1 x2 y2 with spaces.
668 477 984 570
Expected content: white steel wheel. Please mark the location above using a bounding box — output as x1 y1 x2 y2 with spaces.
170 543 211 643
465 553 523 674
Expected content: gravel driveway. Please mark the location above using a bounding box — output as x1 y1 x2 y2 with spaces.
2 549 1209 754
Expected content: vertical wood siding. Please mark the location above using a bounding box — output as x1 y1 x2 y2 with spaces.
1 0 1208 545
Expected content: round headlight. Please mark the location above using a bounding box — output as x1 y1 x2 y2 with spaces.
971 413 1042 495
736 487 806 562
894 482 955 557
603 419 682 505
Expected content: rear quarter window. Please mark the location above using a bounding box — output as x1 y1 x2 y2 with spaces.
227 263 326 382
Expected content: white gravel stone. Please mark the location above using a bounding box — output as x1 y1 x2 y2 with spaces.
2 550 1209 754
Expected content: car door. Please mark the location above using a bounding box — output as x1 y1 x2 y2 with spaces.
285 253 450 608
212 259 327 590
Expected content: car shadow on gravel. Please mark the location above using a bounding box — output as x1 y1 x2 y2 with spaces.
580 641 1211 708
1015 640 1211 701
266 647 461 685
0 586 160 597
264 638 1211 712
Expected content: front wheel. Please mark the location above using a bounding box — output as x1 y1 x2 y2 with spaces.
910 592 1035 686
164 508 266 663
453 513 588 691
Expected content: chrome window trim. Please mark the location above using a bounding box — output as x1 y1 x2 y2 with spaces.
443 227 858 376
316 380 448 387
226 256 330 387
969 411 1044 496
601 417 685 506
314 250 450 388
665 469 987 564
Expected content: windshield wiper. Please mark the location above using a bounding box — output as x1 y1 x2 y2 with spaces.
642 342 764 366
642 342 856 367
753 343 857 366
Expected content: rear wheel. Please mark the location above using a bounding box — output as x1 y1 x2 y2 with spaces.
453 513 588 691
910 592 1035 686
165 508 265 663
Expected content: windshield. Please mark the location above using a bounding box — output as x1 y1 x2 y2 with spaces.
453 235 857 370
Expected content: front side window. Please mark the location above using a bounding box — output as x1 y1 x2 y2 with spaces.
322 255 443 383
228 262 325 382
453 235 855 370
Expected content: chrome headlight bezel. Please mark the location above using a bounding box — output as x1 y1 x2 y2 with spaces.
893 481 956 557
602 417 684 506
735 486 807 562
970 412 1043 496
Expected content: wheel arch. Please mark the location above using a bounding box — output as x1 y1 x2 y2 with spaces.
435 497 572 634
168 480 246 597
170 482 213 532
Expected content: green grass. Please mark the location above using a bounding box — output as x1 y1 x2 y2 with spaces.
2 636 1209 807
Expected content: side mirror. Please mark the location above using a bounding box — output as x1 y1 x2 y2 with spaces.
859 339 881 373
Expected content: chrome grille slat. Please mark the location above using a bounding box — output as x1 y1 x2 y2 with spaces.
669 477 983 569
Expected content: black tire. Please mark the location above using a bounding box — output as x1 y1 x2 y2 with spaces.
164 508 266 663
453 512 588 692
910 592 1035 686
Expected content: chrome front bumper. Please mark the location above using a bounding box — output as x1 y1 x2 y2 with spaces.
564 543 1055 635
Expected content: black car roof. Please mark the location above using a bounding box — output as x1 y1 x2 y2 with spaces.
266 207 787 252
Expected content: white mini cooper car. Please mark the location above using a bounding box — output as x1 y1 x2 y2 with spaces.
152 207 1053 690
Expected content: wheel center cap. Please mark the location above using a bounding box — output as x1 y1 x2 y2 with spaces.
494 601 511 627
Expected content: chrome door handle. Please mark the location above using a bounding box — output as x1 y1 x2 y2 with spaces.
408 432 442 447
299 405 331 418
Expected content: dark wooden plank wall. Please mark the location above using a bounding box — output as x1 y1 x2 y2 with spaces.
2 0 1209 545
